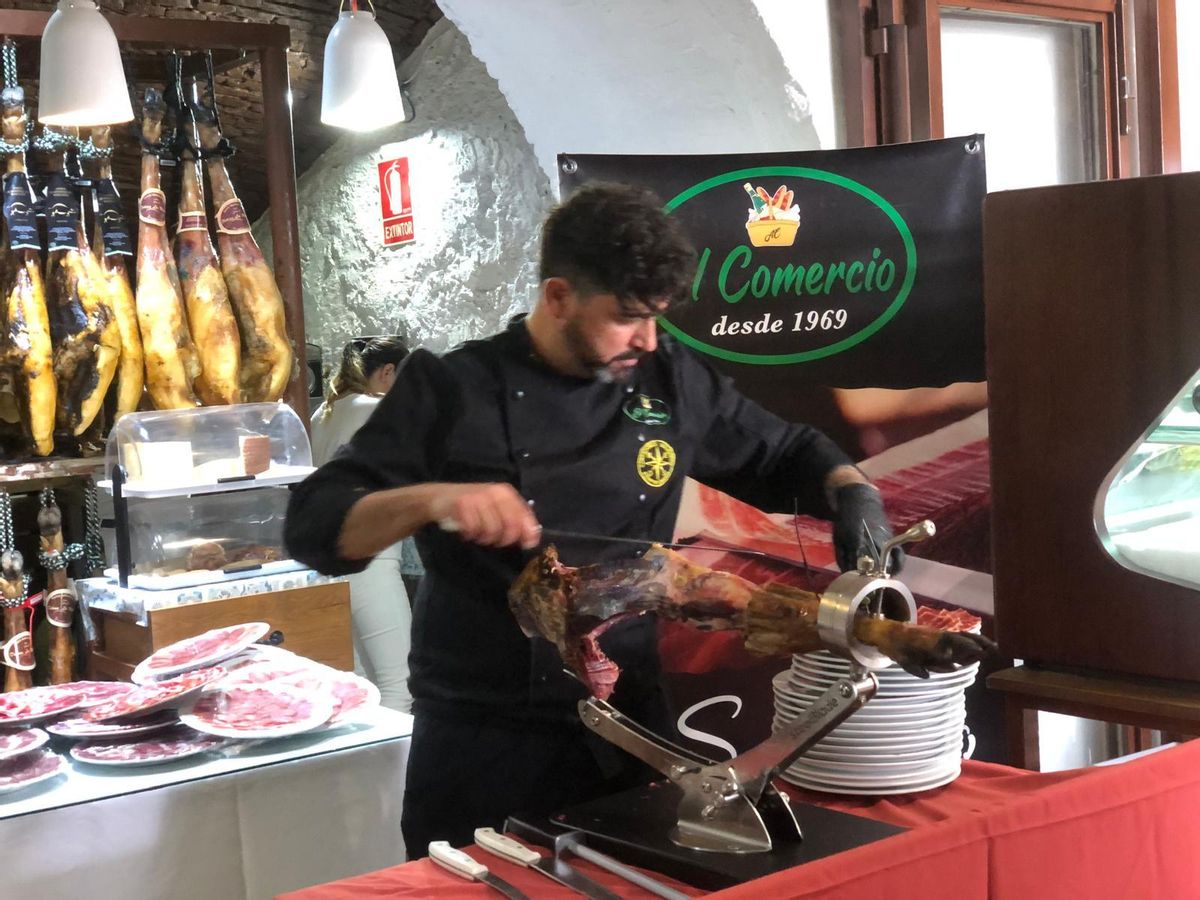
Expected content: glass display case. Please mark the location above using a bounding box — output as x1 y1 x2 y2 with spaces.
1097 377 1200 590
99 403 315 589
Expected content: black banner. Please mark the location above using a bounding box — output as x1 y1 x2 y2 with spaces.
559 139 986 417
94 178 133 257
43 172 81 252
2 172 39 251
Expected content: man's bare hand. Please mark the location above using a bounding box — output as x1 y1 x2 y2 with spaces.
429 483 541 549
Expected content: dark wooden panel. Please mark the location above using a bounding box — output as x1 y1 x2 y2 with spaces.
985 171 1200 681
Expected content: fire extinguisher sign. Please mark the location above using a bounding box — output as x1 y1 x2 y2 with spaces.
377 157 414 246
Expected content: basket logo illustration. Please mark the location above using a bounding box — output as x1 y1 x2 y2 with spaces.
743 182 799 247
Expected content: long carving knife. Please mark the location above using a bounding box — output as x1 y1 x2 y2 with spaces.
539 528 776 559
478 826 621 900
428 840 529 900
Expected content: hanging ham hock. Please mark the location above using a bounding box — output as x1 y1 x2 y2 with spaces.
509 544 996 701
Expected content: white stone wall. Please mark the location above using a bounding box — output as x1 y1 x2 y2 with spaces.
257 18 554 358
262 4 831 361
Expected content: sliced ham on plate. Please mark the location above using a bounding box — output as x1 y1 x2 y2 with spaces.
57 681 137 708
0 686 86 726
132 622 270 684
0 749 66 795
181 684 334 740
69 726 226 767
0 727 49 762
48 711 178 740
83 667 227 723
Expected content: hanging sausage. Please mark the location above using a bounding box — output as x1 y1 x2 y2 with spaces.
89 124 144 419
135 88 199 410
190 82 292 403
0 86 54 455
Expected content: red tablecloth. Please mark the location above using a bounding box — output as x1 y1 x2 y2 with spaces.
279 741 1200 900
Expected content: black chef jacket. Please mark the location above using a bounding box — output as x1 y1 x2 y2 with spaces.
285 315 852 726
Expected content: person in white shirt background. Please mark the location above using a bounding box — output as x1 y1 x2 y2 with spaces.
310 336 417 712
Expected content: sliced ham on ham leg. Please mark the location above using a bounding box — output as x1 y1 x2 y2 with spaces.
509 544 996 700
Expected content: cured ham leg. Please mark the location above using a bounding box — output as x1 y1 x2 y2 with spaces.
1 549 32 693
135 89 199 410
42 133 120 437
89 125 144 418
175 120 240 406
0 89 54 455
194 105 292 402
39 499 75 684
509 545 996 700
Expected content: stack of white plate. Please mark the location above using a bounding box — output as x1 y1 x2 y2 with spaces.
772 651 980 795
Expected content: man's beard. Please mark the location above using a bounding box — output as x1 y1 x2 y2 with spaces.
564 320 643 383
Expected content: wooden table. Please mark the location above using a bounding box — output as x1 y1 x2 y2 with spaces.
987 664 1200 769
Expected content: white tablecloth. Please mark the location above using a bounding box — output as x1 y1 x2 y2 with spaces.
1 708 413 900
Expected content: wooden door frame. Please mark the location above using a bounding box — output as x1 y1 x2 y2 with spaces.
833 0 1182 177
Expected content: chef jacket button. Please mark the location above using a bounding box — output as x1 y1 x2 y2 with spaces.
637 434 645 441
639 493 647 502
513 389 525 399
518 449 531 459
625 386 634 394
526 498 536 507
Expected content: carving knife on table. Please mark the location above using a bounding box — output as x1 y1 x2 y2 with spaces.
475 827 621 900
428 840 529 900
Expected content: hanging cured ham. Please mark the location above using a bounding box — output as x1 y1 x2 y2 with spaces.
0 88 54 456
89 125 144 418
1 548 32 693
193 103 292 402
39 496 75 684
135 89 199 410
175 118 240 406
42 132 120 437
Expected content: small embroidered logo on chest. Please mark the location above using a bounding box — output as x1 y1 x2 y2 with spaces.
637 439 676 488
624 394 671 425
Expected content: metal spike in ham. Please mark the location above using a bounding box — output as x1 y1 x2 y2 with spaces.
509 544 996 701
136 89 200 410
42 130 120 436
175 119 241 406
89 125 144 418
0 89 54 455
194 107 292 403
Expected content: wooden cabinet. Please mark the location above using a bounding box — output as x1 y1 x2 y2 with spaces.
85 581 352 681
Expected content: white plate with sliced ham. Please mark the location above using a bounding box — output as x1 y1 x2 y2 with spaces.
0 686 86 726
0 749 66 795
69 727 227 767
181 684 334 740
0 727 49 762
47 711 178 740
83 667 227 723
58 681 139 708
131 622 271 684
217 660 379 728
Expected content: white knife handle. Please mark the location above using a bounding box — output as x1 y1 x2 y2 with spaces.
474 827 542 867
429 841 488 880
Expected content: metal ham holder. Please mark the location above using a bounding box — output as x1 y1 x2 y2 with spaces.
531 522 936 889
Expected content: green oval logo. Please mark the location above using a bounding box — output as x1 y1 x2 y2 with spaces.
660 166 917 365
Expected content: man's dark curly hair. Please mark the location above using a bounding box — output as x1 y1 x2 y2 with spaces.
539 182 697 309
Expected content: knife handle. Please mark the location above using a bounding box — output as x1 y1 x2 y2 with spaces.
474 827 542 867
429 841 488 880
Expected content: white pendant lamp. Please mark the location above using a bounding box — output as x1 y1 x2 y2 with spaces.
321 0 406 131
38 0 132 126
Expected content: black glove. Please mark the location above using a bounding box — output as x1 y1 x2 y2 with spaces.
831 483 903 574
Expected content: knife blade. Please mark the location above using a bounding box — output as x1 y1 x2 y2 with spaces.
555 829 690 900
428 840 529 900
484 824 622 900
539 528 775 560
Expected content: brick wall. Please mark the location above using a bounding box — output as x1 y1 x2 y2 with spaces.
0 0 442 220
